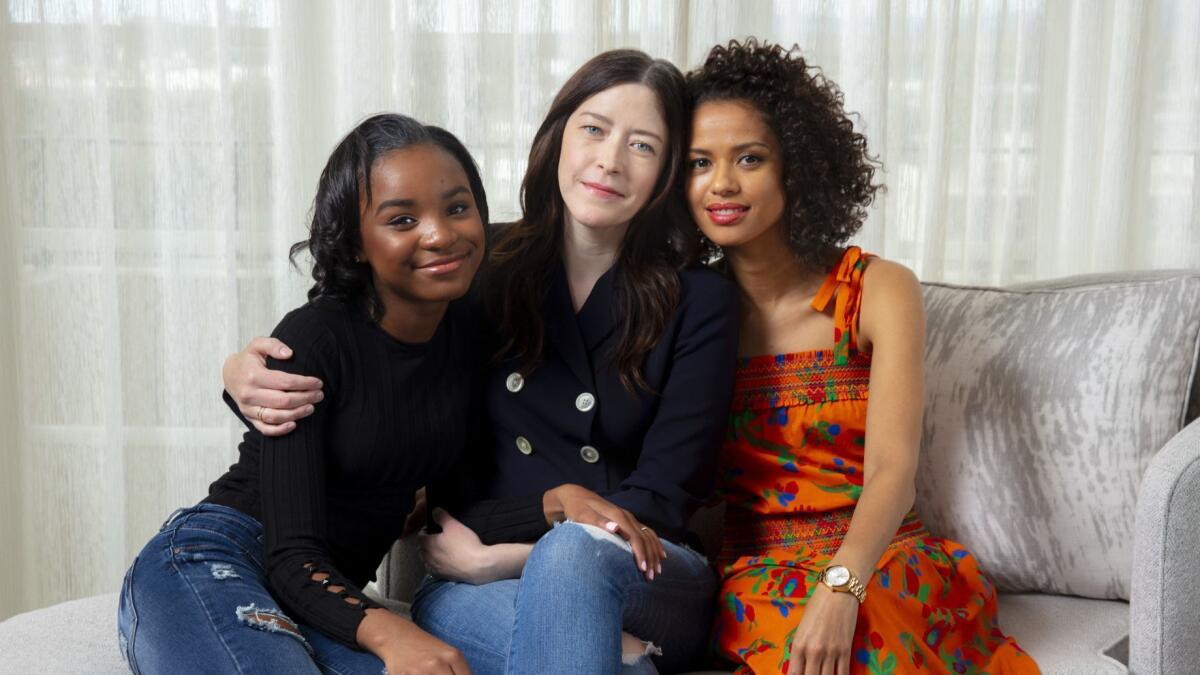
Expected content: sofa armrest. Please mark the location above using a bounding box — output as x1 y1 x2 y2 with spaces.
1130 417 1200 674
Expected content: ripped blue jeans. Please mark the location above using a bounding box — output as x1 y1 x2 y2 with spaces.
117 503 384 674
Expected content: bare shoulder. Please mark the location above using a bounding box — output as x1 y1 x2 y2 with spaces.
862 258 921 297
859 257 924 351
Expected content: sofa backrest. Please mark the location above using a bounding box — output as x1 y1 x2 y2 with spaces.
916 271 1200 600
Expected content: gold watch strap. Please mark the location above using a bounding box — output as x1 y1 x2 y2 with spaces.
844 574 867 604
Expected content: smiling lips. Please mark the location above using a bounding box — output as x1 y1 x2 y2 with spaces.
706 202 750 226
582 181 625 199
416 250 471 276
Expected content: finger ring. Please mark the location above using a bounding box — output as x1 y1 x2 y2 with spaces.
256 405 266 423
639 526 650 532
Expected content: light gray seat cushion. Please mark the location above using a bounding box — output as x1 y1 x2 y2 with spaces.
0 593 125 675
997 594 1129 674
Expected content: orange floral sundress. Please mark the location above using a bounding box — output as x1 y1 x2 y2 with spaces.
713 247 1038 675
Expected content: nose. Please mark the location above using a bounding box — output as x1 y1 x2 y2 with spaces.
710 160 739 196
421 215 458 249
596 136 624 174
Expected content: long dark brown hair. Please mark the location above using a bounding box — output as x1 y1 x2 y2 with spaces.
484 49 698 391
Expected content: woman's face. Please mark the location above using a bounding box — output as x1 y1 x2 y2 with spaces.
686 99 787 250
557 83 668 233
358 144 485 307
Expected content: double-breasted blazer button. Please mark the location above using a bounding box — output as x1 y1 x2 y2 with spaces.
506 373 525 393
516 436 533 455
580 445 600 463
575 392 596 412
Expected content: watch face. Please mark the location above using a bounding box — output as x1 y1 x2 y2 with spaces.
825 566 851 586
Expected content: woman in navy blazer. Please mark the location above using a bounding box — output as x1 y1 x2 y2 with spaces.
224 50 737 673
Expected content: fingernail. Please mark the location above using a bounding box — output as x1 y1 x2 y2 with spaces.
280 347 291 356
316 392 324 402
657 564 662 575
641 560 647 571
605 521 618 532
649 569 655 580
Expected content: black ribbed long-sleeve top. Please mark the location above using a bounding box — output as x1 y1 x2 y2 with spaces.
206 297 473 648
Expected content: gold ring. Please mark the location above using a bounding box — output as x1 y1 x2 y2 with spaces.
639 526 650 532
256 405 266 423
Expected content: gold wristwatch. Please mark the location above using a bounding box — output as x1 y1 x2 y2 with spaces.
820 564 867 603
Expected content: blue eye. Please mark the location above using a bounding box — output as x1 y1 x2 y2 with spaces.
583 125 602 135
632 141 656 155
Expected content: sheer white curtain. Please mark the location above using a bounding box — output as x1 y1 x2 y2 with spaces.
1 0 1196 619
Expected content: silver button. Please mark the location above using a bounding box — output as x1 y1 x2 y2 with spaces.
580 445 600 463
516 436 533 455
575 392 595 412
506 372 525 393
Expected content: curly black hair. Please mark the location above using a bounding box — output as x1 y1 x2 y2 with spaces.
687 39 882 268
289 113 488 320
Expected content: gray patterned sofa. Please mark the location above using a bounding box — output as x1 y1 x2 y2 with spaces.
2 270 1198 675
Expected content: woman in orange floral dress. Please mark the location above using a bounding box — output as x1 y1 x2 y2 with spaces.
685 40 1039 675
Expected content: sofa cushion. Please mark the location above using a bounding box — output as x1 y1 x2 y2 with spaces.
0 593 125 675
917 273 1200 599
997 594 1128 674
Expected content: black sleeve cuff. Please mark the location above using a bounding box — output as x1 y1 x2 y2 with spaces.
454 493 551 545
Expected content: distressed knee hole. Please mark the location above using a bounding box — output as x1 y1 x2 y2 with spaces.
620 631 662 666
235 603 312 654
562 521 633 553
209 562 240 580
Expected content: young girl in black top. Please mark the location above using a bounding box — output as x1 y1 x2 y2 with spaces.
117 114 486 675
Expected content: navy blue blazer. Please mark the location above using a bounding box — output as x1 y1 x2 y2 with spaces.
436 261 739 546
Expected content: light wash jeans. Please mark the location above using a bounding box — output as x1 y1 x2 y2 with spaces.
411 521 718 675
117 503 386 674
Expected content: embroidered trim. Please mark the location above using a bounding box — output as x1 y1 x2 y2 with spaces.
720 507 927 559
733 351 872 410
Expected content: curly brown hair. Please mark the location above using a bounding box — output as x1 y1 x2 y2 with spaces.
686 39 883 268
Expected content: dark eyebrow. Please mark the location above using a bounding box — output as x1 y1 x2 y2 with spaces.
579 111 664 144
374 185 470 214
687 141 773 155
375 198 414 214
733 141 772 153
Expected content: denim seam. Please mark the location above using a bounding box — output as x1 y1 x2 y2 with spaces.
169 525 264 566
167 524 253 674
120 555 142 675
169 505 264 545
308 654 357 675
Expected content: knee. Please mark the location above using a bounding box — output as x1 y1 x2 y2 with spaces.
526 522 634 578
